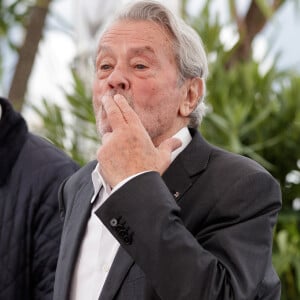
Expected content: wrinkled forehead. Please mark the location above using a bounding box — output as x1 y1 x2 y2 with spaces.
97 19 175 54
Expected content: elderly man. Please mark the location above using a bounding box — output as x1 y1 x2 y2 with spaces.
54 1 281 299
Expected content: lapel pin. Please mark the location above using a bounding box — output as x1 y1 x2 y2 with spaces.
173 191 180 199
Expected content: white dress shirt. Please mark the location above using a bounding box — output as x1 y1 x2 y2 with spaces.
70 127 192 300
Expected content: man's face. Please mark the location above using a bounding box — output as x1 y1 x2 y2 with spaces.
93 20 188 146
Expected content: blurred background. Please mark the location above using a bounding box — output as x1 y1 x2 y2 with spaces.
0 0 299 298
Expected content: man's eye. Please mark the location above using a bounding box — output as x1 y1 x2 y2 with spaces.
100 64 111 70
135 64 147 70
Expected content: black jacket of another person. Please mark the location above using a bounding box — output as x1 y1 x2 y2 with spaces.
0 97 79 300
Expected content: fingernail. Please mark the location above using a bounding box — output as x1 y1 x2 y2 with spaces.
102 95 109 104
114 94 123 102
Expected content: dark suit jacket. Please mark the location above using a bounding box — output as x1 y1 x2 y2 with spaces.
0 97 79 300
54 129 281 300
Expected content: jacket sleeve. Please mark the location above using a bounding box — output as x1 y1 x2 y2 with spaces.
96 171 281 300
31 160 78 300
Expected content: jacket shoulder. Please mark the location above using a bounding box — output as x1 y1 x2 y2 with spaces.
60 160 97 199
58 160 96 220
24 134 78 168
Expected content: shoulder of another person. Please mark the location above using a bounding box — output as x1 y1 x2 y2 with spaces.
20 134 69 167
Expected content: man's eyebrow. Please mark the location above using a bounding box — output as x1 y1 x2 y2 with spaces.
95 46 114 66
97 45 113 55
96 45 155 55
95 46 157 66
128 46 156 56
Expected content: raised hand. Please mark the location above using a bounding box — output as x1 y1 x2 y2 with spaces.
97 94 182 188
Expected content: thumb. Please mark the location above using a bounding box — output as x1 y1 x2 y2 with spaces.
156 137 182 174
158 137 182 157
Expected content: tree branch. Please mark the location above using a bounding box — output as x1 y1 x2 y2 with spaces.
226 0 285 69
8 0 52 111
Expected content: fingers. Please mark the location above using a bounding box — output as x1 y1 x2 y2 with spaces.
102 94 141 130
113 94 142 125
156 137 182 174
101 95 125 130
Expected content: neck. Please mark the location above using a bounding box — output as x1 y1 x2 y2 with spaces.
152 117 189 146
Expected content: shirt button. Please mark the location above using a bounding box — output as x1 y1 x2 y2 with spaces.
102 264 110 273
110 218 118 227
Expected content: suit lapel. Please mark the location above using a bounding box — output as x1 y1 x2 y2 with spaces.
56 179 94 299
162 157 192 201
163 129 211 202
98 247 134 300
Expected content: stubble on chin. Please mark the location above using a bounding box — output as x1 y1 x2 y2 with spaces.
95 111 111 139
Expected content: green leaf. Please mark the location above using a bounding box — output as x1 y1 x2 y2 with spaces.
254 0 273 18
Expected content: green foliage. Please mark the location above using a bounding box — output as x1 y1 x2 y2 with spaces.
0 0 28 36
254 0 273 18
0 0 30 45
32 71 98 166
0 0 30 89
273 214 300 299
187 2 300 299
204 59 300 202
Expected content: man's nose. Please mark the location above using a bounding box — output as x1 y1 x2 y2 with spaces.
107 67 130 91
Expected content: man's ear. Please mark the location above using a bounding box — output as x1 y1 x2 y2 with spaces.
179 77 204 117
